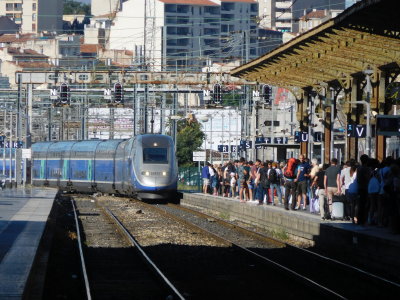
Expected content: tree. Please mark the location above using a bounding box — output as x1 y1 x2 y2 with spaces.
64 0 91 15
175 120 205 167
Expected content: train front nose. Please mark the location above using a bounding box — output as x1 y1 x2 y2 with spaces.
139 170 176 190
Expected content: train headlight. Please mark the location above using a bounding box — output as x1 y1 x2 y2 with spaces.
142 171 150 176
153 142 158 147
162 171 167 176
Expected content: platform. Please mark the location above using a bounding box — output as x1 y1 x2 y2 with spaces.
0 187 57 299
181 193 400 281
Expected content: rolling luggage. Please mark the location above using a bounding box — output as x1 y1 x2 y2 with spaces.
331 195 344 220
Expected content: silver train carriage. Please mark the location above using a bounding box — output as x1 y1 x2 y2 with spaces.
31 134 178 199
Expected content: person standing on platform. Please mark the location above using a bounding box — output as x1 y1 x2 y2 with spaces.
237 157 247 202
324 158 341 217
208 163 216 195
357 154 372 225
202 162 210 194
283 158 298 210
340 160 354 220
250 159 261 201
309 158 320 205
256 162 269 205
314 164 328 219
294 155 310 210
269 162 283 205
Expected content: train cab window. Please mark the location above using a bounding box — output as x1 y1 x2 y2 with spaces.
143 148 168 164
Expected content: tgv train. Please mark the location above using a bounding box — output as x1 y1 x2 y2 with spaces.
31 134 178 199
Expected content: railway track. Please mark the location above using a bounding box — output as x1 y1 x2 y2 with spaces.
71 196 184 300
157 202 400 299
93 195 333 299
70 195 400 299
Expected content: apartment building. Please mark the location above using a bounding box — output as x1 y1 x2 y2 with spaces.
298 8 343 33
257 0 345 32
105 0 270 71
0 0 63 33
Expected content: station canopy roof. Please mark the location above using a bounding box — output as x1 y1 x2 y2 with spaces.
231 0 400 90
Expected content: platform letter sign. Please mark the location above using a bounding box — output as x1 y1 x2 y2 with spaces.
313 132 322 142
231 145 237 153
355 125 366 138
273 137 289 144
0 141 23 148
218 145 229 153
347 124 366 138
255 137 265 144
240 140 252 151
294 131 308 143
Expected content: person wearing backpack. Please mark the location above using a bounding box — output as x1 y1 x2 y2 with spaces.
295 154 311 210
269 162 282 205
255 161 269 205
283 157 298 210
237 157 249 202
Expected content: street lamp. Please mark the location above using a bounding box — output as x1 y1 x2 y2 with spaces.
170 115 182 152
363 68 373 157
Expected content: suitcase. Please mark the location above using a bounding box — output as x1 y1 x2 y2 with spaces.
331 201 344 220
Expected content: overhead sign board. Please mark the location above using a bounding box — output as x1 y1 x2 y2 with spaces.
347 124 367 138
376 115 400 136
22 149 31 159
193 151 206 161
217 145 229 153
294 131 309 143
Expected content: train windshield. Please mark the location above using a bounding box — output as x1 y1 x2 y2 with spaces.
143 148 168 164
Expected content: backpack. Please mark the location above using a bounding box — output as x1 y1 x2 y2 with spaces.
237 165 244 179
368 170 380 194
260 168 270 188
284 158 297 179
268 168 279 184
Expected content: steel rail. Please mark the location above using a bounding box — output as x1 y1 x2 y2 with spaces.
171 204 400 289
70 199 92 300
100 205 186 300
141 201 345 299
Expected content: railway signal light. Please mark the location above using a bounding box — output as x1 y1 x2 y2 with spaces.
114 82 123 104
262 84 272 105
59 83 70 106
213 83 222 104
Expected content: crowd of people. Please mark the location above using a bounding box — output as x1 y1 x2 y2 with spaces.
201 154 400 231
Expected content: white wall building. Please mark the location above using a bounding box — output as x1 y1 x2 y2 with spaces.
0 0 63 33
84 17 112 46
91 0 122 17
